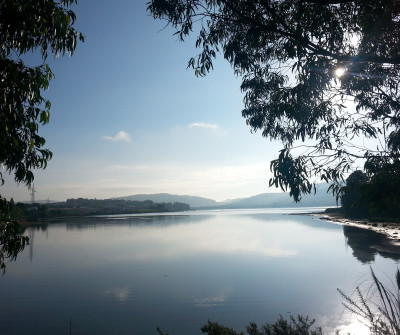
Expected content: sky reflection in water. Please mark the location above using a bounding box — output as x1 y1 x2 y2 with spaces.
1 210 399 335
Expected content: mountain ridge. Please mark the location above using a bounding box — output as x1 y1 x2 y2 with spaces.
114 193 219 208
116 184 337 209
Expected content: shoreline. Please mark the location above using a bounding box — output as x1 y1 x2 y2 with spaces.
18 209 400 247
315 211 400 246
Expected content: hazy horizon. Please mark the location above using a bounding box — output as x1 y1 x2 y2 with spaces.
9 188 285 204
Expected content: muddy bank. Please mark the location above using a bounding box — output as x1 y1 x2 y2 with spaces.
321 213 399 241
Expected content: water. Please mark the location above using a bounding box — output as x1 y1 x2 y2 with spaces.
1 208 399 335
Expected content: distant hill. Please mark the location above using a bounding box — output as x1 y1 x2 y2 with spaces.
116 184 337 210
222 183 337 209
115 193 219 208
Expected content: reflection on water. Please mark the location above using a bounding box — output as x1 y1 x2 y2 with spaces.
1 209 399 335
343 225 400 263
104 287 132 302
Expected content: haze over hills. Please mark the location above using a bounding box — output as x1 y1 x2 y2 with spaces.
115 193 219 208
222 186 337 209
117 184 338 209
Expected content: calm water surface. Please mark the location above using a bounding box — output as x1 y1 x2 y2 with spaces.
1 208 399 335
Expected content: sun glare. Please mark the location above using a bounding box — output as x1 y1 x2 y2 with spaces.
335 67 346 77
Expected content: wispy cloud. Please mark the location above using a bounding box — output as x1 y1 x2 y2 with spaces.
188 122 220 130
102 131 131 142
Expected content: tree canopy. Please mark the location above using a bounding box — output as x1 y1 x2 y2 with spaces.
341 166 400 218
0 0 84 197
0 0 84 270
147 0 400 202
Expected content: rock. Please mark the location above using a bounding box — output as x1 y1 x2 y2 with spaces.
320 216 332 221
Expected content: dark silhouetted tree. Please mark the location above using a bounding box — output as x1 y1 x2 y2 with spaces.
147 0 400 202
363 161 400 217
341 170 369 217
0 0 84 271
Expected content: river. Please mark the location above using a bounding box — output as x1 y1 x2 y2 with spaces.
1 208 399 335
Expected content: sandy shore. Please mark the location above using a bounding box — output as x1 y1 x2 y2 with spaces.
315 211 400 246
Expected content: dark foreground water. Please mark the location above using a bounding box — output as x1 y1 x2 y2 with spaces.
1 208 399 335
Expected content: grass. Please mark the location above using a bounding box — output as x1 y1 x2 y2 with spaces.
338 267 400 335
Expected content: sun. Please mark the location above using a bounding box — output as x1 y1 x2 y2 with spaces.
335 67 346 77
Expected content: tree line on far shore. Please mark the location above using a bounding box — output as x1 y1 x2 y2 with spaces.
8 198 191 221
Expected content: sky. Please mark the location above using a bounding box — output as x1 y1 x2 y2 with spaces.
3 0 283 202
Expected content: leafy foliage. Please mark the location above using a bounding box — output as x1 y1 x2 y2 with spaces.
158 316 322 335
245 316 322 335
341 170 369 217
0 0 84 271
147 0 400 201
201 321 243 335
364 162 400 217
0 218 28 274
0 0 84 189
0 197 28 273
341 167 400 218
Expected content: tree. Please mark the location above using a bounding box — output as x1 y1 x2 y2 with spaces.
340 170 369 217
342 164 400 218
147 0 400 202
0 0 84 271
369 164 400 217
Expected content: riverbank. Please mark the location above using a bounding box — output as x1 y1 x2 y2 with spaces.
316 209 400 245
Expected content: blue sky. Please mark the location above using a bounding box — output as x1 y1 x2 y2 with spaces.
3 0 281 202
